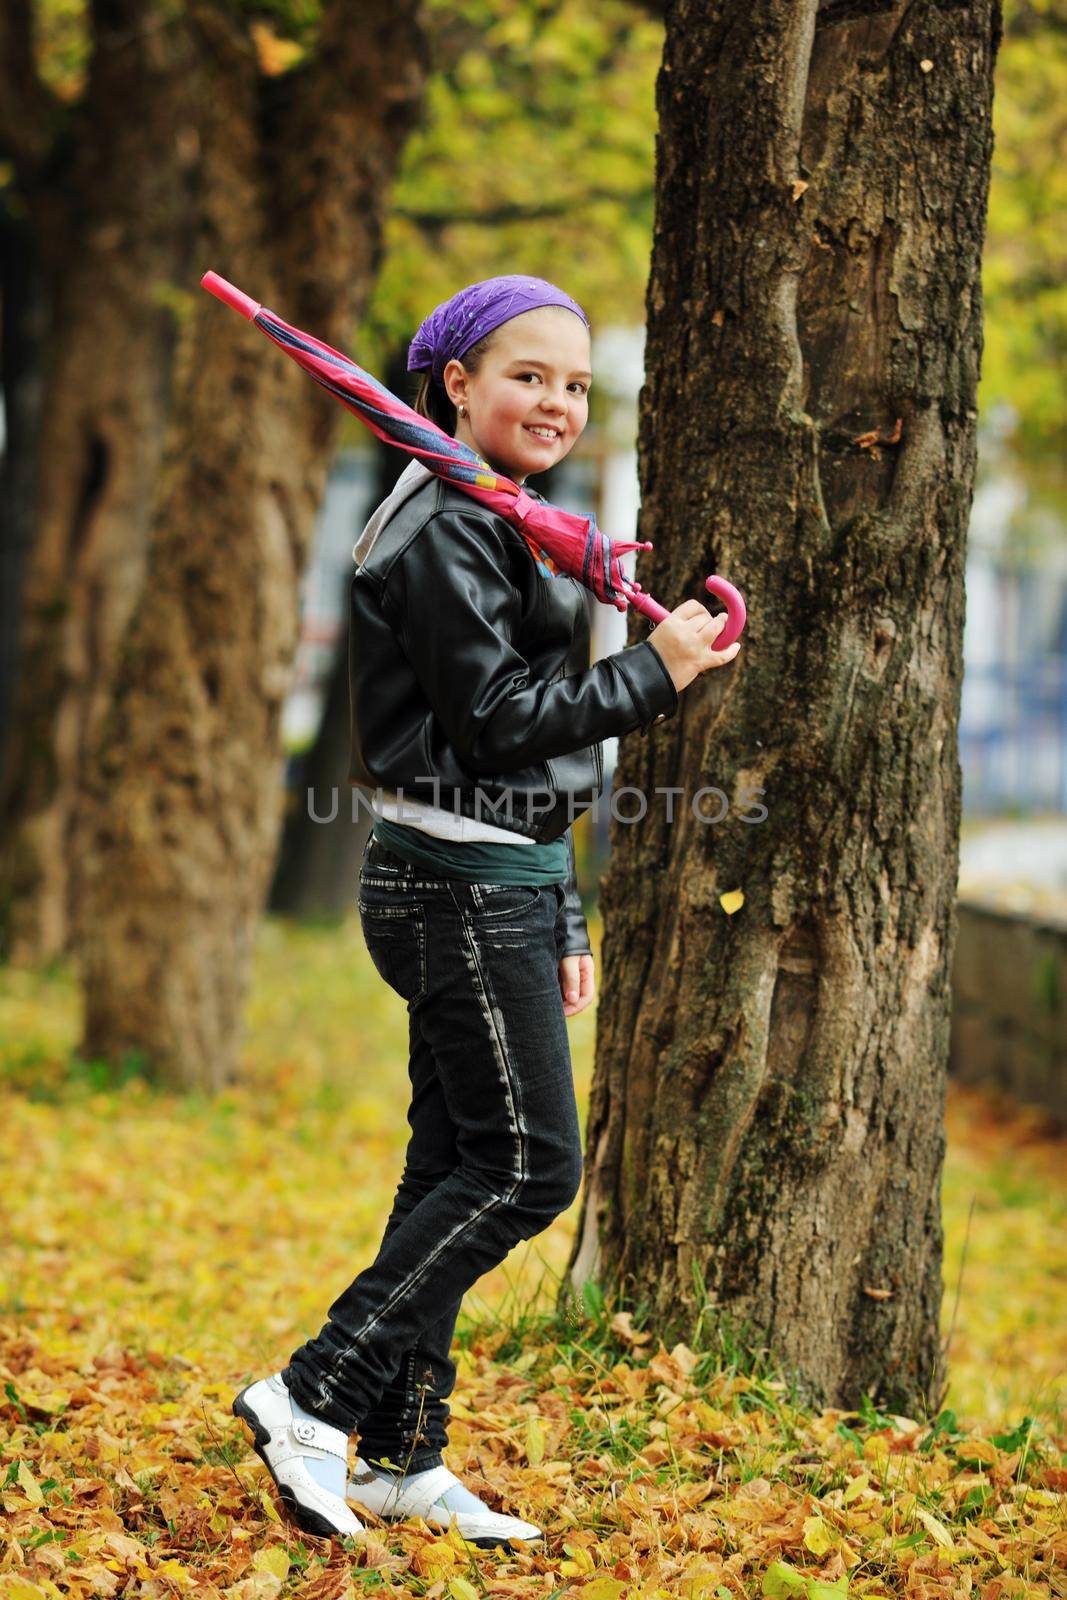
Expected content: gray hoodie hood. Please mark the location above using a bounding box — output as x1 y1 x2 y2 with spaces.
352 454 549 569
352 457 435 567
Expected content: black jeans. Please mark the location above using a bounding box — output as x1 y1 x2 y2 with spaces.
282 836 583 1469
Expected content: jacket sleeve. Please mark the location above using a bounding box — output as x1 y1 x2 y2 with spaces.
384 504 679 772
556 827 592 959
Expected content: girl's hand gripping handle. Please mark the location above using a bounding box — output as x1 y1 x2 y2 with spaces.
646 595 742 692
628 575 746 651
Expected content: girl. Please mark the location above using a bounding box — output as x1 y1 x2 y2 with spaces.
233 276 740 1549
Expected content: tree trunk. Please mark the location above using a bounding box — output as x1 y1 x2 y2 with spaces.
566 0 1001 1419
0 4 428 1011
0 197 47 775
0 2 202 961
0 0 427 1085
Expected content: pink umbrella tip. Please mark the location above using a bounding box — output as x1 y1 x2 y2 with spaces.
200 271 262 321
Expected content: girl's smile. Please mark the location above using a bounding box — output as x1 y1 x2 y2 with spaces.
442 306 591 484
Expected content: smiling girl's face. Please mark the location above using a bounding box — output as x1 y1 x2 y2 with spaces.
441 307 592 484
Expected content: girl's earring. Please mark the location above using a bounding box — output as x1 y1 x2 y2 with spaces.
458 405 466 417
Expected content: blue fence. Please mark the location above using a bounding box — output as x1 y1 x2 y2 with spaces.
961 656 1067 815
960 558 1067 816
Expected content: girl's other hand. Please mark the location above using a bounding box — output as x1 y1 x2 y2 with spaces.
559 952 595 1018
647 599 741 693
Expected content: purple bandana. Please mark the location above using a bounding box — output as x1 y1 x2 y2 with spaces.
407 274 589 388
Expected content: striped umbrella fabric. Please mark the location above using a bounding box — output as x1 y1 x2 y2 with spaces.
200 271 745 641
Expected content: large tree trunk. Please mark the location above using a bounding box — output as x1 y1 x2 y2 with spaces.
0 4 427 1005
0 197 47 773
0 0 427 1085
566 0 1001 1418
0 0 202 961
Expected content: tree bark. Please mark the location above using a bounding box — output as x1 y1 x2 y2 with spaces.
0 0 203 960
0 3 427 1007
0 196 47 773
566 0 1001 1418
0 0 427 1085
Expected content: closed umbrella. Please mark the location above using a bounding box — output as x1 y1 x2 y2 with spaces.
200 271 745 644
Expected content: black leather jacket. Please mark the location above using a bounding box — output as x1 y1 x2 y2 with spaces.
347 461 680 956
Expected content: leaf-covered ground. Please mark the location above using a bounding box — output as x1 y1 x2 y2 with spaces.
1 914 1064 1599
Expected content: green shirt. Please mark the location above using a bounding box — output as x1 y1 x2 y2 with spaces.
371 818 569 885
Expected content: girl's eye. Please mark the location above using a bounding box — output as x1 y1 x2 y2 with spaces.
515 373 589 394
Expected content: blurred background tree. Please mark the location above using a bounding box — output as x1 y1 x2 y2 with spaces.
0 0 430 1088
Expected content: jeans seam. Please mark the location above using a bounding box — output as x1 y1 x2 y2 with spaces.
401 1346 418 1450
319 1196 498 1411
464 909 531 1170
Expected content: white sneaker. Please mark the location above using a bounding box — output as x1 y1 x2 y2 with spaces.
346 1456 543 1551
232 1373 365 1540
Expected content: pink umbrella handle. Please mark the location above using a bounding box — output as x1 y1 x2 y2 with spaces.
704 576 746 648
627 575 747 649
200 270 262 321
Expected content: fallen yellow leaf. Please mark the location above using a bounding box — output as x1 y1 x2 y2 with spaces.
579 1580 628 1600
252 1547 290 1582
561 1543 597 1574
803 1514 837 1555
258 1486 281 1523
414 1538 458 1576
1 1580 53 1600
155 1559 195 1590
914 1505 955 1549
525 1413 546 1466
610 1310 653 1348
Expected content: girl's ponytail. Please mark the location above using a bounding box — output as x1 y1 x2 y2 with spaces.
410 329 497 437
411 372 457 435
